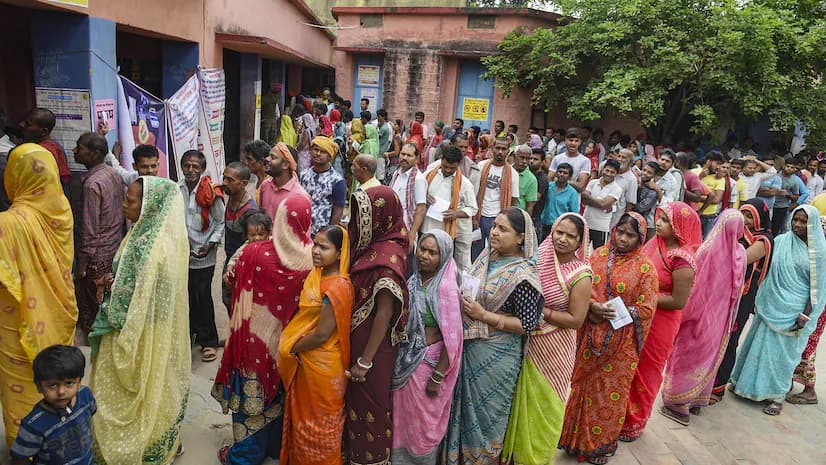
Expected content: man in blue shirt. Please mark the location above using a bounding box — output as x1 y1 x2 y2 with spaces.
541 162 581 230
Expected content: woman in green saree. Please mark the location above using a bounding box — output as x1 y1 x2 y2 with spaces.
90 177 192 465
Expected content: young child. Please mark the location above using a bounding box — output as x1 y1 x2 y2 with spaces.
222 209 273 288
10 345 95 465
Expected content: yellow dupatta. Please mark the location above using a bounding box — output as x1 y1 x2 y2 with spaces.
278 225 354 465
278 115 298 148
0 143 77 446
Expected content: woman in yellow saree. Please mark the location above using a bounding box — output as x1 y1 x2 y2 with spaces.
0 143 78 447
89 177 191 464
278 225 354 465
277 115 298 148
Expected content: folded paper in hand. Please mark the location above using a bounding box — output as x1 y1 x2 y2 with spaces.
607 296 633 329
460 271 480 301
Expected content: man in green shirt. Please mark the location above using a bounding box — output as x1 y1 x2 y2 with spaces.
514 144 538 215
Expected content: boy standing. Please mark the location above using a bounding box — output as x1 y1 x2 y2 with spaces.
11 345 95 465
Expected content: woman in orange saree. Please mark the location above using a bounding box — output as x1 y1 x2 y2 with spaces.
278 225 354 465
558 212 658 465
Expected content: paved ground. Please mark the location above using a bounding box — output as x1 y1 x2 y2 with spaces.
1 255 823 464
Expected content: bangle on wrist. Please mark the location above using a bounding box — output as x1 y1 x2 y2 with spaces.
432 369 445 381
357 357 374 370
799 313 811 322
429 375 443 385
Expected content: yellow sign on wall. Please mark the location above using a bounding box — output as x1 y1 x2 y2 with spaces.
49 0 89 7
462 97 489 121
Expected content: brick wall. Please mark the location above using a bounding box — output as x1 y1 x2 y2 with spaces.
382 47 442 125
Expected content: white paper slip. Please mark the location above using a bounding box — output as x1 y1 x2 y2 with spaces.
606 296 633 329
426 197 451 221
461 271 481 301
470 228 482 242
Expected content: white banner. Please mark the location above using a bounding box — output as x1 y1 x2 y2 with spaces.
198 68 226 179
167 75 204 174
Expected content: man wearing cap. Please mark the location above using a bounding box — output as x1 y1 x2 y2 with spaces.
259 142 311 221
300 136 347 235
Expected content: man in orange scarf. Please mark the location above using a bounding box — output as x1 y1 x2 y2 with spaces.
470 137 520 262
179 150 225 362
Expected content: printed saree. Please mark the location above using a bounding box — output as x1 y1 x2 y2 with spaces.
444 209 543 465
559 212 658 461
391 231 463 465
731 205 826 401
346 186 409 465
90 177 191 465
0 144 77 447
212 193 313 464
621 202 701 439
278 226 354 465
502 213 592 465
662 209 746 415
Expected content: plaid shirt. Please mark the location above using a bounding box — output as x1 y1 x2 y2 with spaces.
77 163 125 273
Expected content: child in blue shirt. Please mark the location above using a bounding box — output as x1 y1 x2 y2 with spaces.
10 345 95 465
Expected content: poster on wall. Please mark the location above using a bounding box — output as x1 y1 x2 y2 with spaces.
360 89 378 114
116 76 169 177
93 99 116 133
357 65 380 87
167 75 202 174
197 67 226 178
34 87 92 171
461 97 490 122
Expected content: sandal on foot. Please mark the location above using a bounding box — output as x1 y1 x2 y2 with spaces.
218 445 230 465
618 432 639 443
763 402 783 416
658 406 690 426
708 392 723 405
785 393 818 405
689 406 701 415
587 455 610 465
202 347 218 362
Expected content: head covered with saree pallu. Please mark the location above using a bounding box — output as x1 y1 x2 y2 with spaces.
406 121 425 153
559 212 658 460
361 124 381 158
501 213 593 465
390 230 463 465
212 192 313 440
739 198 773 294
89 177 192 465
278 225 354 465
465 208 543 340
300 113 317 139
662 209 746 414
642 201 702 275
346 186 409 465
0 143 77 446
351 119 366 145
278 114 298 148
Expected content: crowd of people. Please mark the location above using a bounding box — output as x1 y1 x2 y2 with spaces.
0 101 825 465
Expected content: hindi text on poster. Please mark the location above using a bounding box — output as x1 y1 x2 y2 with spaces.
462 97 490 121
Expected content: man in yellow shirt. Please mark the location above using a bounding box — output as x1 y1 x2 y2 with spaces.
728 158 748 208
698 152 728 237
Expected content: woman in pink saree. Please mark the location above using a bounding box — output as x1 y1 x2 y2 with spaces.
659 209 746 425
391 230 463 465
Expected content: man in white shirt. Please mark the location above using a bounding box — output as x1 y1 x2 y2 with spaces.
739 155 777 200
472 137 520 261
582 159 623 248
422 145 478 271
390 142 428 254
805 156 824 200
610 148 639 228
548 128 592 192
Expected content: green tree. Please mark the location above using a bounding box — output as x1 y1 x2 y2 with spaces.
483 0 826 145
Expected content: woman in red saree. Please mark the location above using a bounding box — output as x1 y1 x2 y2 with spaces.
558 212 658 465
345 186 409 465
278 225 354 465
620 202 701 441
660 209 746 424
406 121 425 154
213 193 313 465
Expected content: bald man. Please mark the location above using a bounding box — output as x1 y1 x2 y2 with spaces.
353 153 380 191
300 136 347 235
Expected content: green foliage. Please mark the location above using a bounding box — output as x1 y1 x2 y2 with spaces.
483 0 826 145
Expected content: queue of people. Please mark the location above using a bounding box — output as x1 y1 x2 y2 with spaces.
1 107 826 465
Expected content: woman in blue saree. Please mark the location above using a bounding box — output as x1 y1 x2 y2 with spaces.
730 204 826 415
443 207 543 465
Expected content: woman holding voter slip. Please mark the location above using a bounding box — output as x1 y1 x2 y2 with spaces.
443 207 543 465
558 212 658 465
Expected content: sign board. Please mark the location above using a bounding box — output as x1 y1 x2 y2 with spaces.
357 65 380 87
462 97 490 122
49 0 88 7
34 87 92 171
93 99 116 133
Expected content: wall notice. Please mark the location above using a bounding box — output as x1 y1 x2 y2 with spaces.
357 65 380 87
35 87 92 171
461 97 490 122
93 99 116 133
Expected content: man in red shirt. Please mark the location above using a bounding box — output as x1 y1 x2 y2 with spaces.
20 108 72 194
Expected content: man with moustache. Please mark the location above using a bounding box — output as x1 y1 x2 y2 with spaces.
472 137 520 260
300 136 347 235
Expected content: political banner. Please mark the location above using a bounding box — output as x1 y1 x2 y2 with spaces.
167 75 203 175
118 76 170 177
197 68 226 178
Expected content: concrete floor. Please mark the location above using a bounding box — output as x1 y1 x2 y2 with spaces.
2 255 823 464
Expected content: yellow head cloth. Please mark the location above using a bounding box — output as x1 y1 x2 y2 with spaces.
312 136 340 160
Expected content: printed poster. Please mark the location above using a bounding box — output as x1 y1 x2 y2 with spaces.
34 87 92 171
117 76 169 177
462 97 490 122
167 75 202 175
93 99 116 133
197 67 226 179
357 65 380 87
